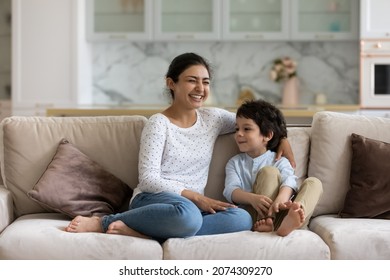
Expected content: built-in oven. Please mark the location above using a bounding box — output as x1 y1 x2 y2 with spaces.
360 40 390 108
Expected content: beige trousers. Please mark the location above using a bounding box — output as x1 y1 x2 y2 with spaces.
247 166 323 230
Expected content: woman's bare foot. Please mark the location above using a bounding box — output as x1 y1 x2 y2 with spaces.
106 220 150 239
253 217 274 232
276 202 305 237
65 216 103 233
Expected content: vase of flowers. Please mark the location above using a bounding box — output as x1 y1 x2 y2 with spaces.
270 57 299 107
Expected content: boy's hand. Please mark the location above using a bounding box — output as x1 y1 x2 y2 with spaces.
250 194 273 215
267 187 294 216
268 201 289 216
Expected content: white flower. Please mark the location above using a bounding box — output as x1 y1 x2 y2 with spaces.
269 57 297 83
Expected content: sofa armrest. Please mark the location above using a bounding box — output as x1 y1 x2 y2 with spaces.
0 185 13 232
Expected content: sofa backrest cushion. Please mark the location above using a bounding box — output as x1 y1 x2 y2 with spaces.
0 116 147 218
205 127 311 201
309 111 390 216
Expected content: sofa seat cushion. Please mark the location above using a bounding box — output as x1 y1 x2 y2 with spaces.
163 230 330 260
309 215 390 260
0 213 163 260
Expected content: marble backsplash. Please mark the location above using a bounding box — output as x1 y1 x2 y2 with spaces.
92 40 359 107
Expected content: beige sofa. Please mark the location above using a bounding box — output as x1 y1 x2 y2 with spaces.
0 111 389 260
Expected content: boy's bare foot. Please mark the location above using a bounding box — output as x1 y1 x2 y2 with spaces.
65 216 103 233
276 202 305 237
253 217 274 232
106 220 150 239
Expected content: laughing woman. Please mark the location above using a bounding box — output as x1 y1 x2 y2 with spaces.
66 52 295 241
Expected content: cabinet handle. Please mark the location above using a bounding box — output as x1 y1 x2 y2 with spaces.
245 34 264 40
176 34 195 40
109 34 128 40
315 34 335 40
35 103 54 108
361 54 390 58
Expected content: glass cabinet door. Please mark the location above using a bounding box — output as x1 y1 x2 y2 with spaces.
154 0 220 40
222 0 289 40
291 0 358 40
86 0 153 41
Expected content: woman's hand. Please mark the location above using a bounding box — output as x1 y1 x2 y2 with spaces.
275 138 296 169
182 190 236 214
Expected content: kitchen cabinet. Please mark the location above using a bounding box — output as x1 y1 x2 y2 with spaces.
291 0 358 40
12 0 91 116
154 0 220 41
221 0 289 41
87 0 219 41
222 0 357 41
86 0 153 41
360 0 390 39
86 0 358 42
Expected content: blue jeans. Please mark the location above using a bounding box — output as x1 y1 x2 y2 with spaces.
101 192 252 240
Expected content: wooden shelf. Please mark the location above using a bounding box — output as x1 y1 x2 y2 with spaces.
46 104 361 118
47 106 165 117
279 104 360 117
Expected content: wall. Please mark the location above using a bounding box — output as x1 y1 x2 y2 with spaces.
0 0 11 100
92 41 359 107
2 0 360 108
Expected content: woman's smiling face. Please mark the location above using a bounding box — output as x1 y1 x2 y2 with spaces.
167 65 210 109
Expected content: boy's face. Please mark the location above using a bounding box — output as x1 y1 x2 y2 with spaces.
235 116 269 158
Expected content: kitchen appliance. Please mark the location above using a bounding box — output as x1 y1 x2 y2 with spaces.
360 40 390 108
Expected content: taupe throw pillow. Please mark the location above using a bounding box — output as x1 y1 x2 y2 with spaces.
28 139 132 218
339 133 390 219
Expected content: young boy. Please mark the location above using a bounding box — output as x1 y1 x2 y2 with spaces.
223 99 323 236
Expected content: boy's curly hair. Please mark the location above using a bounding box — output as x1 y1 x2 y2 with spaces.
236 99 287 152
